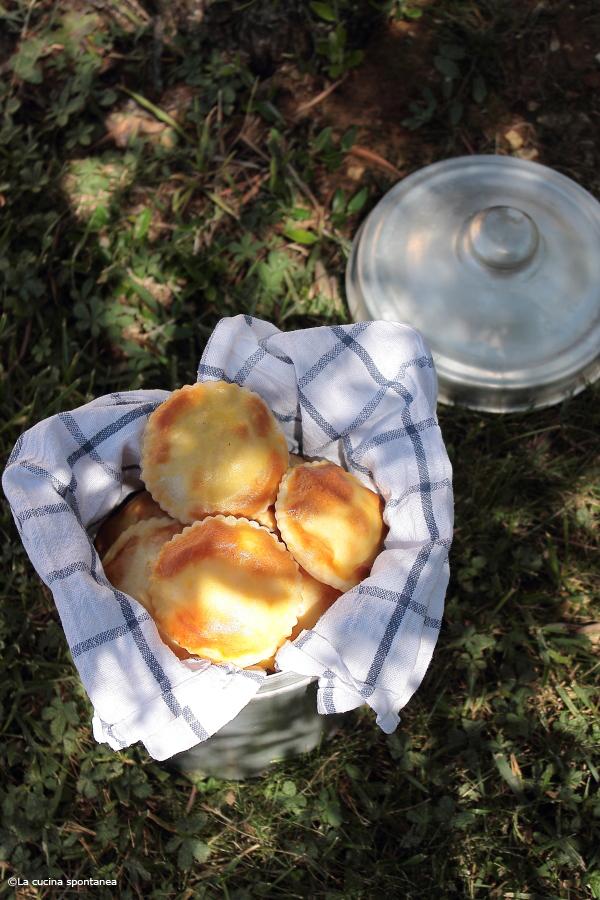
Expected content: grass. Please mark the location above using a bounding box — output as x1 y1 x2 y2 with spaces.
1 0 600 898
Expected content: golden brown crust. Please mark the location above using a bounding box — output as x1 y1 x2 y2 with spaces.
95 490 168 560
257 566 341 670
275 461 386 591
140 381 289 524
102 517 191 659
294 566 342 629
250 505 278 532
148 516 302 667
102 517 185 611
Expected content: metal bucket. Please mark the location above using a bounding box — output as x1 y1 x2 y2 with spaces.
170 671 347 780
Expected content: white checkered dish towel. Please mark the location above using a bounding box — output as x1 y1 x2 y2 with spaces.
3 315 453 760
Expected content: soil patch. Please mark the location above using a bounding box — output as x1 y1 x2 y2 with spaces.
279 1 600 204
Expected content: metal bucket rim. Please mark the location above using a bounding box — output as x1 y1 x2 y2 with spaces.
255 670 316 697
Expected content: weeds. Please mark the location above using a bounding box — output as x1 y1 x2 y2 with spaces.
1 0 600 898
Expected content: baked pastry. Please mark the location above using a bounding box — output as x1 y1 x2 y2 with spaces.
252 505 278 532
102 517 189 659
275 461 386 591
293 566 342 634
102 516 184 609
95 490 167 560
140 381 289 524
258 566 341 670
148 516 302 667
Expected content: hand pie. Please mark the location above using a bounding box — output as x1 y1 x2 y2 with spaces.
95 490 167 560
258 566 341 670
140 381 289 524
275 461 386 592
101 517 189 659
148 516 302 667
251 505 278 532
293 566 342 634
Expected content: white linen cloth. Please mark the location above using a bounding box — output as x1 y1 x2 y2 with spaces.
3 315 453 760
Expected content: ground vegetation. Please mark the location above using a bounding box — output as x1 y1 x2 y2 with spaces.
1 1 600 897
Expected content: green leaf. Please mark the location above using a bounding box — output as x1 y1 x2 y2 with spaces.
228 232 263 261
332 187 346 213
291 207 312 221
546 533 561 585
186 813 208 832
165 835 181 853
205 190 239 220
0 829 18 862
454 809 478 828
313 126 333 153
399 853 428 867
439 43 466 60
76 775 99 799
127 277 161 314
310 1 336 21
88 205 109 233
191 839 211 863
492 753 527 803
344 49 364 68
63 700 80 727
26 793 48 822
284 227 318 245
404 772 428 793
257 250 290 292
258 100 284 123
404 7 422 17
334 23 347 48
10 40 44 84
96 813 119 848
585 871 600 899
42 701 67 740
347 187 368 214
135 208 152 240
178 837 209 869
119 88 192 144
321 148 343 172
132 782 153 798
434 56 460 78
124 858 151 883
340 125 358 152
99 89 118 107
321 800 342 826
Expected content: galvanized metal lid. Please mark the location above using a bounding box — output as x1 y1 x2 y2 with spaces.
346 155 600 411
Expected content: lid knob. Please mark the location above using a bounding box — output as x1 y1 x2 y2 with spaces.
467 206 539 270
